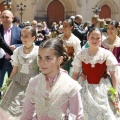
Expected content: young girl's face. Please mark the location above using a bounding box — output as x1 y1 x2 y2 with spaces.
21 29 35 46
63 21 73 33
38 48 63 76
107 24 118 36
88 30 102 48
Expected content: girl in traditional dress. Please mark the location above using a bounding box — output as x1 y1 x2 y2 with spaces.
0 26 39 117
102 21 120 85
58 18 81 76
20 38 84 120
72 27 120 120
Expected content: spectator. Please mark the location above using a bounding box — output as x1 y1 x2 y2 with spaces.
88 15 99 31
51 22 58 38
12 16 24 28
72 14 88 47
31 20 37 30
42 21 49 35
0 10 21 98
35 23 46 46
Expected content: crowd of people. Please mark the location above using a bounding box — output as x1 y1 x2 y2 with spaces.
0 9 120 120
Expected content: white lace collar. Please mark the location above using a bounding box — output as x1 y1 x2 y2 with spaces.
59 33 78 44
79 48 109 67
102 36 120 48
18 44 38 59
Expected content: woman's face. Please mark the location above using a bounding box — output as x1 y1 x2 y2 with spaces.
38 48 63 76
63 21 73 33
88 30 102 48
21 29 35 46
107 24 118 37
92 18 98 25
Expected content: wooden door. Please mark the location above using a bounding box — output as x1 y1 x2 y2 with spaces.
99 5 111 19
47 0 64 27
0 2 5 13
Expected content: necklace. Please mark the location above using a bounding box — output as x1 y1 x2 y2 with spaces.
45 71 60 88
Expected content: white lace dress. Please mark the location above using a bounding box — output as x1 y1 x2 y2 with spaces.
0 45 39 117
59 33 81 76
102 36 120 85
59 33 81 55
72 47 120 120
20 70 84 120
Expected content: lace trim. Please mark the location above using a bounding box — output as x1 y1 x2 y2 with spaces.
78 48 108 67
27 73 81 119
11 45 39 85
72 48 119 73
102 37 120 52
11 45 38 66
58 33 81 54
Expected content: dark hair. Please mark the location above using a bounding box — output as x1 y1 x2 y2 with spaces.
22 26 37 40
63 18 74 31
108 20 119 28
65 18 74 27
88 27 102 37
12 16 20 23
39 38 69 66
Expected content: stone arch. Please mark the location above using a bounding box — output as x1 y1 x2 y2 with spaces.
35 0 76 21
97 0 119 19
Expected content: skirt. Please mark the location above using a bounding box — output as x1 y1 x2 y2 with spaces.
78 77 120 120
0 81 27 117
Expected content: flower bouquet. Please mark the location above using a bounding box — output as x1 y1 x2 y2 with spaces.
108 87 120 114
0 78 12 98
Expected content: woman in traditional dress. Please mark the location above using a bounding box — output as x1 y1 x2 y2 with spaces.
58 18 81 76
0 26 39 117
72 27 120 120
20 38 84 120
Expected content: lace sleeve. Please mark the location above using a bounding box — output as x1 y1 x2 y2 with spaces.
73 37 81 55
72 52 82 73
25 77 36 103
11 48 19 66
106 52 119 72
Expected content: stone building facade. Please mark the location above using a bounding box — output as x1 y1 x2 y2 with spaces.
0 0 120 26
